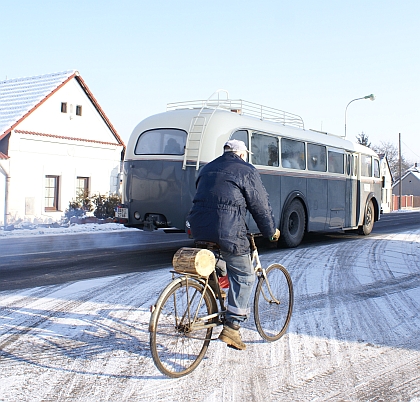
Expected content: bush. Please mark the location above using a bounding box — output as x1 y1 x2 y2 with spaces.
64 192 121 221
92 193 121 219
64 190 94 221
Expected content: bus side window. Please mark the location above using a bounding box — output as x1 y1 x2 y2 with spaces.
250 132 279 166
231 130 249 162
307 143 326 172
231 130 249 149
346 154 351 175
281 138 306 170
328 150 344 174
361 154 372 177
353 155 358 176
373 159 380 178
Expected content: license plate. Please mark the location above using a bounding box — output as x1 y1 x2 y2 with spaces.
115 207 128 219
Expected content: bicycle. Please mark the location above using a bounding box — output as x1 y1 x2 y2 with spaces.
149 234 293 378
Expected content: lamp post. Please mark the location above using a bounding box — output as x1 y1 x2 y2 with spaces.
344 94 375 138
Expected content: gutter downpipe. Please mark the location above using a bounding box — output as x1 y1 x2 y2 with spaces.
0 162 10 228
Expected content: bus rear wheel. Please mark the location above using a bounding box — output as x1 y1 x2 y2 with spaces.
358 199 374 235
281 199 305 248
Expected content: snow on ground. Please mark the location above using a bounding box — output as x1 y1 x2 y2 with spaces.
0 222 138 238
0 224 419 401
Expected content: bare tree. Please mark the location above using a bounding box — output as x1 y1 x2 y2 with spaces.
372 141 410 183
356 132 371 148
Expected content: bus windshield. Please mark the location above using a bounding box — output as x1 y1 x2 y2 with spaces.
135 128 187 155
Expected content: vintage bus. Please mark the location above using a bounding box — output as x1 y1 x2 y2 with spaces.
116 91 382 247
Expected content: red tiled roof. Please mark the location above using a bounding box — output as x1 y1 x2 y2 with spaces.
0 71 77 141
74 75 125 148
15 130 124 147
0 71 125 151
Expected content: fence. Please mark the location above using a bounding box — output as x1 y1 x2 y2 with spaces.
391 195 420 211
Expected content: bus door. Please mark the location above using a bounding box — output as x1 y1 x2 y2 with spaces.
358 154 374 226
345 153 358 228
327 149 346 229
306 143 328 231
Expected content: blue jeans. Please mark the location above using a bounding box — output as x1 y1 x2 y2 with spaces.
220 250 254 326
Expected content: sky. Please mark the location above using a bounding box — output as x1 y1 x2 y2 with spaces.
1 0 419 163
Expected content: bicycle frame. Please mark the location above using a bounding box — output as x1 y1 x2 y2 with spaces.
249 235 281 305
170 270 224 335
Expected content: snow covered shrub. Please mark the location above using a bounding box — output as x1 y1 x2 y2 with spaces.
92 193 121 219
64 190 94 221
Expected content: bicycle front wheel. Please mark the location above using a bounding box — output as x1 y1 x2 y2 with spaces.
254 264 293 342
149 278 216 378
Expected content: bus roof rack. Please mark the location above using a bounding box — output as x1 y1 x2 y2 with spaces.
167 93 305 130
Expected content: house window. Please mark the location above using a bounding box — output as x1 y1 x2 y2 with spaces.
61 102 67 113
76 105 82 116
45 175 60 211
76 177 89 197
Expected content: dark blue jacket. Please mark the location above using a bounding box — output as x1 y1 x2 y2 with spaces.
187 152 277 255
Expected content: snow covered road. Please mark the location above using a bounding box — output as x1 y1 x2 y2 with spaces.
0 229 419 401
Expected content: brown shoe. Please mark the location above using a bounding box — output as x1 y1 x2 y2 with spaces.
218 323 246 350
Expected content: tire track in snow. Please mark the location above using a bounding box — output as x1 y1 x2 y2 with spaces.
1 230 419 401
0 270 164 364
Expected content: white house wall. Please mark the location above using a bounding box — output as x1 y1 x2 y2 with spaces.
17 78 116 143
0 173 4 226
7 131 121 224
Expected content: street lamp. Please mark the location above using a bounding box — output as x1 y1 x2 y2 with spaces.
344 94 375 138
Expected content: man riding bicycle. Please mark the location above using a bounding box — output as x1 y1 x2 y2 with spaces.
187 139 280 350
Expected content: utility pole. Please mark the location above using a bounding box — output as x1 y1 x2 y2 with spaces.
398 133 402 210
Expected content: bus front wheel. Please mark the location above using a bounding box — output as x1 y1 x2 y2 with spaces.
281 199 306 248
358 199 374 235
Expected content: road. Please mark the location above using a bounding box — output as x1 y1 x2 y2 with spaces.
0 212 419 401
0 213 420 402
0 230 194 290
1 211 419 291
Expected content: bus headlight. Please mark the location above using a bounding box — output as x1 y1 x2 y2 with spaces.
134 211 141 220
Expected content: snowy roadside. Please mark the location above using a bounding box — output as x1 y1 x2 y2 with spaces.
0 226 419 401
1 209 418 240
0 222 139 239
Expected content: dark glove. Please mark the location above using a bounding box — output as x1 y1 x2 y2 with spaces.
269 228 280 242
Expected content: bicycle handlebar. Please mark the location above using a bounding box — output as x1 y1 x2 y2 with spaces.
247 233 260 251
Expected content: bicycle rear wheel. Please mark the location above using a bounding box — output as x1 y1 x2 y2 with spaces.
149 278 216 378
254 264 293 342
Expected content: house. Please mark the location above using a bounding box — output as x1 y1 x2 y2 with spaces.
378 154 393 213
392 163 420 196
0 70 125 226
